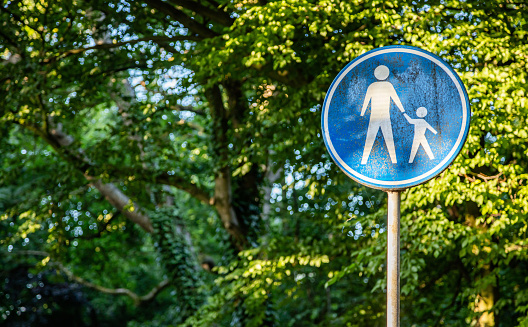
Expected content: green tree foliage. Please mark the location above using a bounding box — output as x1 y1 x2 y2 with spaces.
1 0 527 326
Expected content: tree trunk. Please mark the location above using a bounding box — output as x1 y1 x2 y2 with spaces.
465 205 495 327
206 84 248 249
475 273 495 327
214 167 246 250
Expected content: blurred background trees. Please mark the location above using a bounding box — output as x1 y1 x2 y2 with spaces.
0 0 527 326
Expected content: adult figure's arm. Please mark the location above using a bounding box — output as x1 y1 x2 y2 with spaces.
426 122 438 134
360 86 373 116
389 84 405 112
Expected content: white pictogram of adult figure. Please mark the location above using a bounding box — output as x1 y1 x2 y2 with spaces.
403 107 438 163
360 65 405 164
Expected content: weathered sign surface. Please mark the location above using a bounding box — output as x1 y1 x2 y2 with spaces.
322 45 471 190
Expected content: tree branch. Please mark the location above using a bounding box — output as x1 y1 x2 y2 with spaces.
86 178 154 233
154 171 213 205
47 116 154 233
10 251 170 306
0 29 21 53
57 262 170 306
0 7 44 41
110 80 211 205
99 63 150 76
13 116 154 233
13 113 211 210
166 0 234 26
144 0 219 39
175 118 205 133
170 104 206 116
42 35 199 64
75 212 120 240
101 164 213 205
10 250 49 257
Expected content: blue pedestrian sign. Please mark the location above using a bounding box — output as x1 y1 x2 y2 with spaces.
322 45 471 190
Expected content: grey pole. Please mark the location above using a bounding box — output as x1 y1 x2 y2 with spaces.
387 191 401 327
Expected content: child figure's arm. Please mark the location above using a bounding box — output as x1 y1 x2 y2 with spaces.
403 113 414 124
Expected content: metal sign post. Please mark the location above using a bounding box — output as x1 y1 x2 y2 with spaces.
387 191 401 327
321 45 471 326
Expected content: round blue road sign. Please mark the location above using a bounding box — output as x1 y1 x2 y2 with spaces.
322 45 471 190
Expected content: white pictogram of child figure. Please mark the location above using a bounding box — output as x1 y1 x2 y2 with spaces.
403 107 437 163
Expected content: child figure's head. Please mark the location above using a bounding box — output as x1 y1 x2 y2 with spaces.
416 107 427 118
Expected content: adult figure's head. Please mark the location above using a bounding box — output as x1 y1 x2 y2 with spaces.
416 107 428 118
374 65 390 80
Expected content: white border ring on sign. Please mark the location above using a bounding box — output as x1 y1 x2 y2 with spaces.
322 46 470 189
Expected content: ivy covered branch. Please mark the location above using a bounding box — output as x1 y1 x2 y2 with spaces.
10 251 170 306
